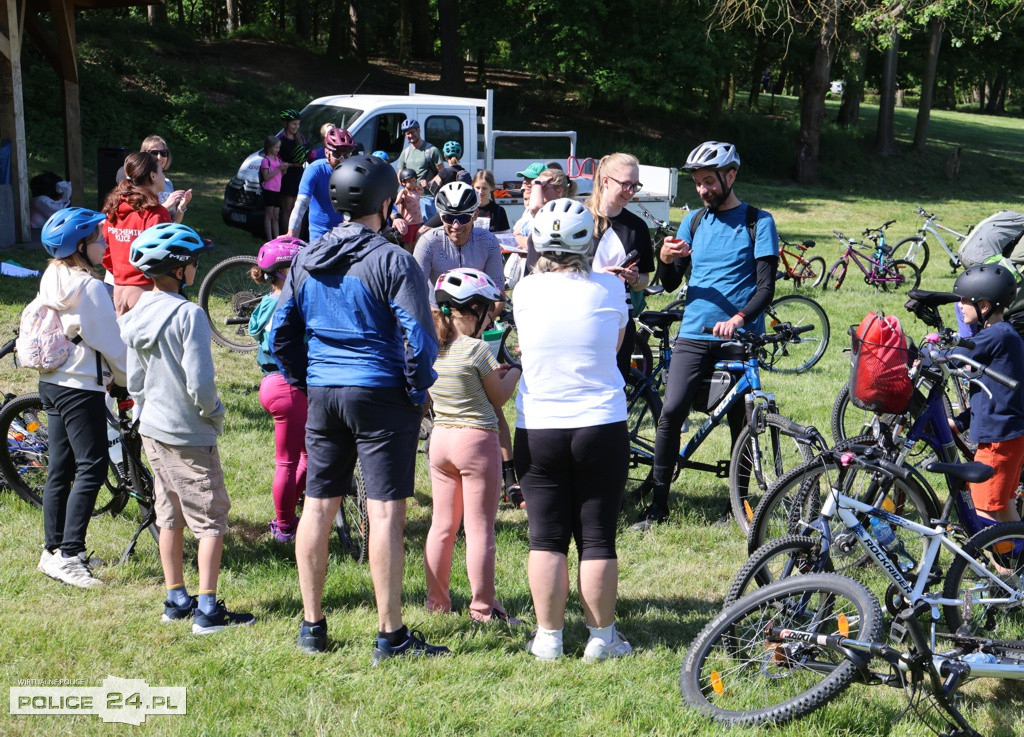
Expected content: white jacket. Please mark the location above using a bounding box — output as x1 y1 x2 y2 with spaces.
37 262 128 392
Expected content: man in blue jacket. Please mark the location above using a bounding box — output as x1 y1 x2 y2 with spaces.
271 155 446 663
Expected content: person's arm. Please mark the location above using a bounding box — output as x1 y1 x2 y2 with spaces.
180 308 225 429
78 281 128 386
386 253 439 403
482 363 522 409
270 266 309 390
287 194 311 235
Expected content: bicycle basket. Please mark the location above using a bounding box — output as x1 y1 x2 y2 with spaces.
849 311 914 414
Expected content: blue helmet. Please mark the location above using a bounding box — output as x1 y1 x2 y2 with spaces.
371 150 389 161
442 141 462 159
129 223 212 277
41 207 106 258
400 118 419 132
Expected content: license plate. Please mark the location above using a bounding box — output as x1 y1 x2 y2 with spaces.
230 212 247 223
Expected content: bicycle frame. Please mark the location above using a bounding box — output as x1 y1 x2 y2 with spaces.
778 247 810 278
839 246 896 282
917 218 969 261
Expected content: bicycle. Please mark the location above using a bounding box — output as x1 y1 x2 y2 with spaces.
198 254 270 352
896 205 972 273
777 237 826 288
825 225 921 293
662 294 831 375
333 461 369 563
625 317 824 533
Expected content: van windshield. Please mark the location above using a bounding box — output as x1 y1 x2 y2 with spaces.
299 105 363 143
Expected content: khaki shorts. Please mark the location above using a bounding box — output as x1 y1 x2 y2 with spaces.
142 436 231 537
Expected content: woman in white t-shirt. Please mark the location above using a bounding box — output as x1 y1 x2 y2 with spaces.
513 198 632 663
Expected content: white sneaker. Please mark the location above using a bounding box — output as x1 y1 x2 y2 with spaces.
38 549 61 579
583 628 633 662
52 554 103 589
525 631 563 661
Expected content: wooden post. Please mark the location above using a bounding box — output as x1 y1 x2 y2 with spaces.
0 0 32 242
50 0 82 207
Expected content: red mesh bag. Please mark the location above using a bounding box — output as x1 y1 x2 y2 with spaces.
850 311 914 414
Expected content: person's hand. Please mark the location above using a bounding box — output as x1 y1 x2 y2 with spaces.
108 383 129 401
712 315 745 339
179 189 193 210
393 218 409 236
660 236 691 263
608 263 640 288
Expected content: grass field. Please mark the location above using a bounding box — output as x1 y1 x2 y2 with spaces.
3 96 1024 735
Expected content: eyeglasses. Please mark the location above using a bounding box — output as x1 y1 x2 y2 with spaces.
605 175 643 193
147 149 170 158
441 213 474 226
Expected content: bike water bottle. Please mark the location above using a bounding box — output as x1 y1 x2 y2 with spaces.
963 651 999 665
868 517 912 572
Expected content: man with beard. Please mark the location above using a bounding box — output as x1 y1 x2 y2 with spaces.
633 141 779 531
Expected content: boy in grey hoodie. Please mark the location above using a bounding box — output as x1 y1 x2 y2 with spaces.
118 222 255 635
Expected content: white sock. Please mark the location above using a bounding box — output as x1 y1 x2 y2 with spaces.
587 624 615 645
535 626 563 646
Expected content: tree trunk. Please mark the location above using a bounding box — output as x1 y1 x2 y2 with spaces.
295 0 310 44
836 42 864 127
348 1 364 60
977 77 986 111
476 48 486 85
437 0 463 92
912 18 942 153
397 0 411 64
410 0 431 58
747 38 768 109
793 14 837 184
225 0 237 32
176 0 185 27
147 3 167 25
278 0 285 31
985 69 1007 114
996 71 1008 112
326 0 347 58
874 30 900 157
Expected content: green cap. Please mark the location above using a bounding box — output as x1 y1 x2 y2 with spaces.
516 162 547 179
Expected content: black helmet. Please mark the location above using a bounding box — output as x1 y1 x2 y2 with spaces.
399 168 417 183
953 263 1018 312
329 155 399 219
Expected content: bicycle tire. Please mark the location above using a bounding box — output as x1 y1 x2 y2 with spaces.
793 256 827 289
728 412 815 534
824 260 846 291
0 392 47 506
879 259 921 293
761 295 831 373
829 383 887 444
679 573 882 727
724 534 834 607
335 461 369 563
498 320 520 367
198 254 269 352
665 297 685 313
895 236 930 272
627 376 662 455
941 520 1024 639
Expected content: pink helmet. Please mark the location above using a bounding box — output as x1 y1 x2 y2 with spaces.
257 236 306 273
324 128 354 154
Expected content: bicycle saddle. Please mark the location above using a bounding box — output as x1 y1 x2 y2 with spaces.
907 290 959 308
638 310 683 330
923 460 995 484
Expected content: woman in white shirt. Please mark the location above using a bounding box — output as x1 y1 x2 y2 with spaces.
513 198 632 662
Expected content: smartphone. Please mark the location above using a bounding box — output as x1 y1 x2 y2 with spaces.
618 249 640 268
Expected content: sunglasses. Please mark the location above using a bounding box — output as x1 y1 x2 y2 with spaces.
147 149 170 158
441 213 473 226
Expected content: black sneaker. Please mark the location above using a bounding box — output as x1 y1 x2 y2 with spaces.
297 621 328 654
191 600 256 635
505 484 526 509
161 595 198 622
631 503 668 532
371 629 450 665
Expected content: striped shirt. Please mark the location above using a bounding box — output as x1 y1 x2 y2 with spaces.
431 336 499 430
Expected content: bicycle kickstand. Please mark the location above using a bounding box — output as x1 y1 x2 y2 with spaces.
117 512 157 566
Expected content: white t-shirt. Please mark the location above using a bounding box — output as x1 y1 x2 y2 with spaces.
513 270 628 429
591 228 626 270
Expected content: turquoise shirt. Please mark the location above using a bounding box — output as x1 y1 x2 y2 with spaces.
248 293 280 372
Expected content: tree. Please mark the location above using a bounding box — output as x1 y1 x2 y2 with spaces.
913 16 943 151
875 28 900 156
437 0 463 91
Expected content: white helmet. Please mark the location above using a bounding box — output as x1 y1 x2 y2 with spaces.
683 141 741 171
435 268 501 310
435 181 478 216
531 198 595 256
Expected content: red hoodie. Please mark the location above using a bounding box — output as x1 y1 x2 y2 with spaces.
102 200 171 287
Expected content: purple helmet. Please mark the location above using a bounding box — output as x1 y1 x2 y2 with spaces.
257 236 306 273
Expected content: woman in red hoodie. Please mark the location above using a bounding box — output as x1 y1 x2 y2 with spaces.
102 151 174 316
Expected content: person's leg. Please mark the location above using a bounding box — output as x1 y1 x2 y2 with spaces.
456 429 502 621
424 426 462 613
159 527 186 590
39 383 73 554
197 535 224 594
279 194 296 234
368 498 407 632
269 206 280 239
263 204 274 241
528 550 570 630
973 438 1024 524
259 373 307 529
53 389 109 557
296 495 343 622
142 436 190 601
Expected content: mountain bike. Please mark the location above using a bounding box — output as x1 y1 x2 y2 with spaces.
825 226 921 293
777 238 826 288
198 254 269 352
334 461 369 563
625 316 824 533
896 205 972 273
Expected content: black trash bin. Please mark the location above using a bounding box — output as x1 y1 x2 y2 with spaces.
97 146 128 208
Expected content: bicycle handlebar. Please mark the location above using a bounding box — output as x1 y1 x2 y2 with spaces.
699 324 813 347
921 342 1020 391
915 205 938 221
862 220 897 237
0 338 15 360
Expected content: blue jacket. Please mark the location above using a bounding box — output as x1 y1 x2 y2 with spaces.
270 222 439 403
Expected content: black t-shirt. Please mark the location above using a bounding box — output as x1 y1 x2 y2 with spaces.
607 208 656 275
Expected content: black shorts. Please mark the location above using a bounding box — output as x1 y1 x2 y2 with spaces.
304 386 421 502
262 189 280 208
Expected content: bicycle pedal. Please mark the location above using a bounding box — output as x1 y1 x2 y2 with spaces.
714 459 730 479
962 589 974 621
889 619 909 644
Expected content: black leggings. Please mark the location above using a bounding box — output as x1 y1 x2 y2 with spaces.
651 338 747 506
513 422 628 560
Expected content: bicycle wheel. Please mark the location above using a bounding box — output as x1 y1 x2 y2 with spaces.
942 520 1024 639
626 376 662 457
895 236 930 272
793 256 826 289
335 461 369 563
498 320 520 366
724 534 834 607
197 255 268 352
824 260 846 291
665 297 686 313
728 412 815 534
878 259 921 293
761 295 830 373
0 393 47 507
631 330 655 377
680 573 882 727
829 383 885 444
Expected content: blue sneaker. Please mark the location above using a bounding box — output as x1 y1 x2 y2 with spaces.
191 600 256 635
297 621 328 654
371 629 449 665
161 595 198 622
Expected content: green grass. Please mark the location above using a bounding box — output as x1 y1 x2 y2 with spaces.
5 32 1024 737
